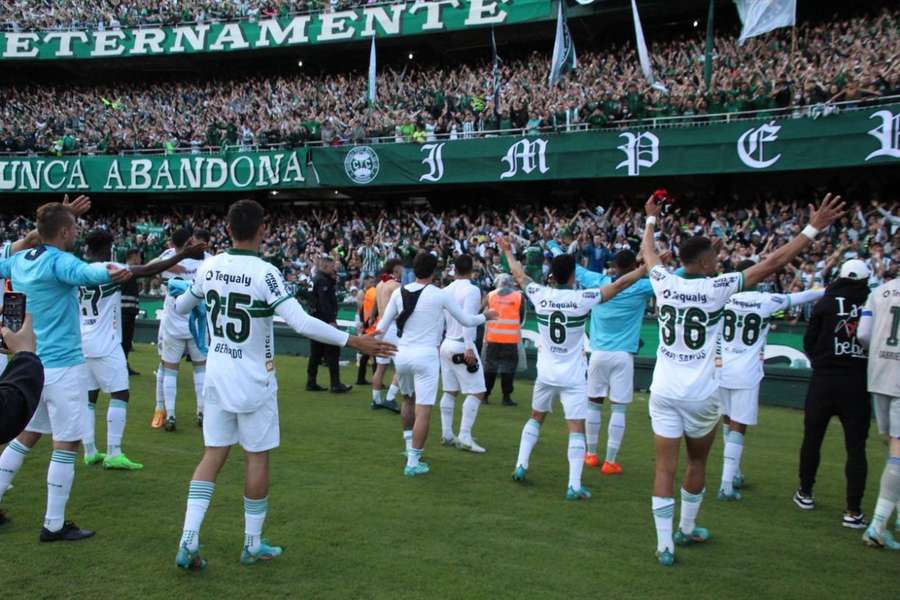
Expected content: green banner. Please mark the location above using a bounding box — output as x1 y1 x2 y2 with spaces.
1 148 309 193
0 0 550 61
313 104 900 186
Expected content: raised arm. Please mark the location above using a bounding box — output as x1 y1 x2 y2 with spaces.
497 235 530 289
742 194 845 290
275 298 395 357
599 264 647 302
53 253 130 287
641 194 662 270
131 241 207 279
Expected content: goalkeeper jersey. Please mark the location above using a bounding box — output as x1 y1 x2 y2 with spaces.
188 249 294 412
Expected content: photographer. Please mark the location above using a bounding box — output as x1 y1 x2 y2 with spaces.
0 314 43 445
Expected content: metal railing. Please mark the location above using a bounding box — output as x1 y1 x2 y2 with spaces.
3 94 896 159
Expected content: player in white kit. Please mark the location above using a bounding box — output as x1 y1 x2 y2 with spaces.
716 258 824 501
641 192 845 566
151 228 213 431
859 277 900 550
439 254 488 453
78 229 206 470
499 237 647 500
376 252 497 477
170 200 395 570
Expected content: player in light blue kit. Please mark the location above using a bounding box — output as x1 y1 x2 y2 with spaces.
548 241 654 474
0 199 131 542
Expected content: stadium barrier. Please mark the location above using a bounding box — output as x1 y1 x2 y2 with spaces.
132 315 813 409
4 102 898 192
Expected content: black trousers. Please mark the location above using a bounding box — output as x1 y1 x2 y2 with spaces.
356 354 370 383
307 340 341 388
484 371 514 399
121 312 137 358
798 371 871 513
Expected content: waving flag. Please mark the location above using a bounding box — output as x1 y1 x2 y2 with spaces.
735 0 796 46
367 36 377 105
548 1 576 87
630 0 667 93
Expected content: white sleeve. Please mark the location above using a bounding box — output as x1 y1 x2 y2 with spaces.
648 265 671 296
174 289 202 315
524 282 543 304
443 289 486 328
580 289 604 309
462 286 481 350
857 295 875 347
781 289 825 310
275 298 350 347
710 272 744 305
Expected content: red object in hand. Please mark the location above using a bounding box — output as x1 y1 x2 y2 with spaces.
653 188 675 206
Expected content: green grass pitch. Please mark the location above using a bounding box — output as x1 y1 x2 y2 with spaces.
1 345 898 599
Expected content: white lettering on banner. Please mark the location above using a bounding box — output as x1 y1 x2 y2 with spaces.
616 131 659 176
130 159 153 189
132 28 166 55
361 5 406 36
464 0 509 26
0 160 88 191
257 155 281 186
178 158 203 189
737 121 782 169
283 152 305 182
229 155 255 187
209 23 250 50
205 158 228 187
500 138 549 179
43 31 89 57
171 25 210 52
68 160 88 189
256 17 310 47
319 10 358 41
90 30 126 56
43 161 67 189
866 110 900 161
104 161 124 189
152 161 175 189
3 32 39 57
420 143 446 182
409 0 460 31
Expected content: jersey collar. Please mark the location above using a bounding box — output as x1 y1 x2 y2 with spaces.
226 248 258 257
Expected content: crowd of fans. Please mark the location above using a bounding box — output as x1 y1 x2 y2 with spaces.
0 0 391 32
3 193 897 322
1 7 897 155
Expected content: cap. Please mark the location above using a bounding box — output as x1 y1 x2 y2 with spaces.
838 258 870 281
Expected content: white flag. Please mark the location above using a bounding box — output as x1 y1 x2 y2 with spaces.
630 0 667 93
548 1 576 87
367 36 377 105
734 0 796 46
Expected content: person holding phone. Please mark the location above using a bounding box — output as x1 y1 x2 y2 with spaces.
0 314 42 448
0 198 132 542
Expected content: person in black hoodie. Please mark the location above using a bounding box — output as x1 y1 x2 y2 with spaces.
306 255 352 394
794 259 872 528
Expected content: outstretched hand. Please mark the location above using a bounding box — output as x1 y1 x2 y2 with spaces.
63 194 91 217
644 194 662 218
495 235 511 253
182 240 207 260
808 193 846 231
349 333 397 358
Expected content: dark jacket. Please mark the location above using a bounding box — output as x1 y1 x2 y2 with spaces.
120 278 140 316
310 271 338 323
803 278 870 374
0 352 44 444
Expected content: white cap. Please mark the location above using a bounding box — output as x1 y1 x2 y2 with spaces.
838 259 870 281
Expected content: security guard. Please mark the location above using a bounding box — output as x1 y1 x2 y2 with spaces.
483 274 525 406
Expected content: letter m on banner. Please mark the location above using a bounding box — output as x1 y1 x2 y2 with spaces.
500 138 549 179
616 131 659 176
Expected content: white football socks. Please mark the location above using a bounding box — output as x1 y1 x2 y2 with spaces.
155 367 165 411
386 384 399 402
567 432 586 490
606 403 627 463
181 480 215 551
83 402 98 457
45 449 76 532
163 368 178 417
652 496 675 553
107 399 128 457
403 430 413 452
872 457 900 535
721 430 745 494
585 401 602 454
459 396 480 440
372 389 383 405
193 367 205 415
244 496 268 554
439 393 456 440
515 418 541 470
0 440 30 502
679 488 705 535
